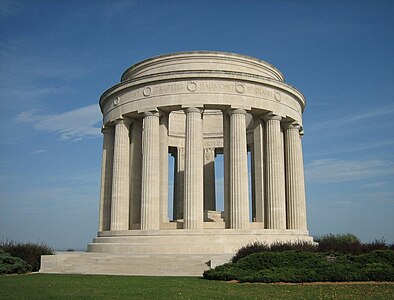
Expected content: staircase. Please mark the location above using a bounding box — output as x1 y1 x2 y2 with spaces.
40 252 232 276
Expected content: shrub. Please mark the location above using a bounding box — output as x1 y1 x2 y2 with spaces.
316 233 362 254
204 250 394 282
205 234 394 283
0 240 54 272
231 241 269 263
361 239 390 252
270 241 317 253
0 250 32 275
231 240 317 263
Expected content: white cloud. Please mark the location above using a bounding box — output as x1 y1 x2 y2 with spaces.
305 159 394 183
16 104 101 141
30 149 47 155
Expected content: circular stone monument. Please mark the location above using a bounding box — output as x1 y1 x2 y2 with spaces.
89 51 313 256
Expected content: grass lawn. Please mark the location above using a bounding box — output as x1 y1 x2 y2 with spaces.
0 274 393 299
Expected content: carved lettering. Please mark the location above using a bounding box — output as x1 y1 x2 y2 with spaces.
246 86 273 97
155 83 185 94
198 82 234 92
130 89 142 98
122 81 278 103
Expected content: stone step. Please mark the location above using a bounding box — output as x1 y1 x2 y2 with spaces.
40 252 233 276
88 242 239 254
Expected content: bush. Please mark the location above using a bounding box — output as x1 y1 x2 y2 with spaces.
0 241 54 272
270 241 317 253
205 234 394 282
0 250 32 274
231 241 269 263
231 240 317 263
361 239 391 252
316 233 362 254
204 250 394 283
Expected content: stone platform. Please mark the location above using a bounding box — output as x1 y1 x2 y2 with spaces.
40 252 232 276
40 229 312 276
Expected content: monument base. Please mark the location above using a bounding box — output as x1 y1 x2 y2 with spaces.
40 228 313 276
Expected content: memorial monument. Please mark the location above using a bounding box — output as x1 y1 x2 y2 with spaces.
41 51 313 275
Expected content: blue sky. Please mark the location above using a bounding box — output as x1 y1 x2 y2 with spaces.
0 0 393 250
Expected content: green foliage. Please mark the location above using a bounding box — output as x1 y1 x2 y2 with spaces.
232 234 394 266
0 250 32 275
204 250 394 282
0 240 54 272
231 241 270 263
231 240 317 263
316 233 362 254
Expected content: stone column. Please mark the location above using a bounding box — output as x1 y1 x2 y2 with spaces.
110 118 131 231
159 112 169 224
183 107 203 229
284 123 307 231
99 125 114 231
140 111 160 230
229 109 249 229
264 114 286 229
173 147 184 220
253 118 264 224
204 147 216 211
222 111 231 228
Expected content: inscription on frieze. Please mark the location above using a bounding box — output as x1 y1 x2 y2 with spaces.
245 85 273 98
155 82 185 94
120 80 287 106
198 81 234 92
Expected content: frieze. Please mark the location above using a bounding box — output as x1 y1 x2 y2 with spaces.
121 80 279 100
115 80 301 116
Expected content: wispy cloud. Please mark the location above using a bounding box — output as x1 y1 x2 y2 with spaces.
308 104 394 132
16 104 101 141
30 149 47 155
305 159 394 183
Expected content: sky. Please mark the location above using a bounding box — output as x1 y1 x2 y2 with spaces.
0 0 393 250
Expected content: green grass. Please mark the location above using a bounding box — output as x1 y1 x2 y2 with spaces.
0 274 393 299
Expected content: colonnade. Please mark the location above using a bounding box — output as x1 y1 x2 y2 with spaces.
98 107 307 233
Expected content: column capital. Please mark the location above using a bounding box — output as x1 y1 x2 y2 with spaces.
283 121 302 131
113 117 132 126
228 108 247 116
142 111 160 118
101 125 114 134
263 113 281 122
184 107 202 114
